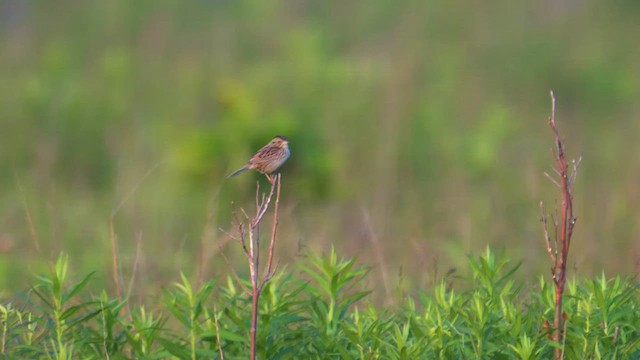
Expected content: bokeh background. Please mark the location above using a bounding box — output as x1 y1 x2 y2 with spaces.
1 0 640 302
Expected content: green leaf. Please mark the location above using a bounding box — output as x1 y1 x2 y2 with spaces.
217 329 246 343
158 337 191 359
64 271 95 303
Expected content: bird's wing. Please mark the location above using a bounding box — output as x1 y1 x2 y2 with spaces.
249 145 279 165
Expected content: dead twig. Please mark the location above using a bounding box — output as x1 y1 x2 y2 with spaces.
218 246 251 296
540 202 557 265
222 174 283 360
539 91 580 359
260 175 282 289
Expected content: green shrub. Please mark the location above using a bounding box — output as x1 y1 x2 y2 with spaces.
1 249 639 359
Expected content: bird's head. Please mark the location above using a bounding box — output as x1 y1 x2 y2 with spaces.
271 135 289 148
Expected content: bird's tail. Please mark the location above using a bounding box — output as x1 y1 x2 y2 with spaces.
227 165 249 178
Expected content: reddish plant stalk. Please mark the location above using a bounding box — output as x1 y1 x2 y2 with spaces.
228 174 282 360
540 91 579 359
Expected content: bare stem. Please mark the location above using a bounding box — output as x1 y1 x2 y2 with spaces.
15 176 41 254
540 91 580 359
224 174 282 360
213 304 225 360
108 214 122 302
109 162 160 306
540 202 556 265
261 175 282 288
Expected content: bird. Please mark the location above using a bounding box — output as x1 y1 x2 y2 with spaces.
227 135 290 182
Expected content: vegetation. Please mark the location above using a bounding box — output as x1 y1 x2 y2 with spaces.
2 1 640 358
2 249 639 358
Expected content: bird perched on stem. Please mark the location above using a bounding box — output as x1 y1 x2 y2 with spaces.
227 135 290 183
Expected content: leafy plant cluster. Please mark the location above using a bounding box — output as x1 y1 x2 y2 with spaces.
1 248 639 359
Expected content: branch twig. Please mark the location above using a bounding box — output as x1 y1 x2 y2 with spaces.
221 174 283 360
539 91 580 359
261 175 282 290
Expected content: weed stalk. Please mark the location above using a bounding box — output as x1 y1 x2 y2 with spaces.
540 91 581 359
229 174 282 360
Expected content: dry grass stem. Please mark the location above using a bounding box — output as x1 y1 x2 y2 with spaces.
223 174 282 360
539 91 581 359
109 162 161 303
213 303 225 360
15 176 41 254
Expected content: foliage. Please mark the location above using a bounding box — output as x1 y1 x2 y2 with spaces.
2 249 639 359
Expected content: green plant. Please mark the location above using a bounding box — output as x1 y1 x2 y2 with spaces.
123 305 166 358
31 253 101 359
299 246 371 357
2 248 640 358
162 273 217 359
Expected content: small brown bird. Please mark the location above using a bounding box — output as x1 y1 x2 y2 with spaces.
227 135 290 182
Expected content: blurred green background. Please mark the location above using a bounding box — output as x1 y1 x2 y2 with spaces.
1 0 639 301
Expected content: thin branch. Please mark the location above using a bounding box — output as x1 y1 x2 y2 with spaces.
552 204 559 254
111 161 161 216
541 90 579 359
198 191 221 286
271 260 281 278
362 206 392 302
126 231 143 295
261 175 282 288
125 230 144 318
109 161 161 303
544 172 561 188
213 304 225 360
222 172 283 360
254 183 277 226
238 230 249 256
231 206 251 258
540 202 557 264
255 181 260 214
108 214 122 302
218 246 251 296
218 227 238 242
248 228 257 287
15 175 41 254
568 154 583 189
239 206 251 221
549 90 556 124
